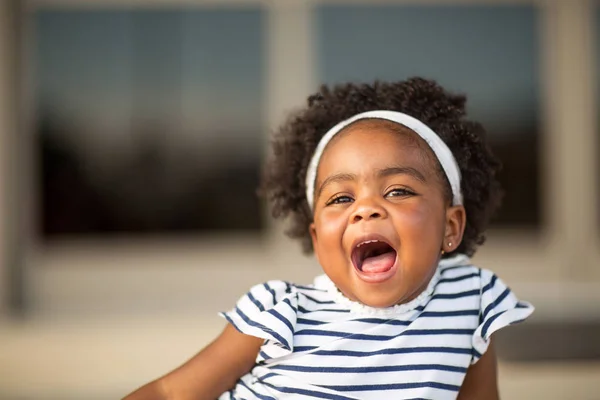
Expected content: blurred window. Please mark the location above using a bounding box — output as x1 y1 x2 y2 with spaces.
34 9 265 239
597 5 600 229
316 5 540 229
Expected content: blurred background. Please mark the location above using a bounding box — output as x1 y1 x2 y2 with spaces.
0 0 599 398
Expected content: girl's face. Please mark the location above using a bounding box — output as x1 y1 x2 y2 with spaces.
310 121 465 308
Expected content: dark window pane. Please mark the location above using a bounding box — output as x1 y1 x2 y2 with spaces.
34 9 265 238
316 5 540 228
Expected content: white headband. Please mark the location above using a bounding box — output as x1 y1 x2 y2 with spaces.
305 110 463 210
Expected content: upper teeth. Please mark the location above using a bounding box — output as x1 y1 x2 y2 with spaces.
356 240 380 248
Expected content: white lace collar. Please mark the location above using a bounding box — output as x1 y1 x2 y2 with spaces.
313 254 470 316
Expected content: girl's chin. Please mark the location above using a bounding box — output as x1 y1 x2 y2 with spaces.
352 290 410 309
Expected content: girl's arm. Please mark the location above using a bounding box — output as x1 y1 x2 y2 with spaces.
457 338 500 400
122 324 264 400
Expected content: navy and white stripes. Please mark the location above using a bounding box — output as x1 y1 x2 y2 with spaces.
219 255 534 399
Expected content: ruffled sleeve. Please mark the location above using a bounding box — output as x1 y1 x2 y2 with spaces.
219 280 299 357
472 269 534 364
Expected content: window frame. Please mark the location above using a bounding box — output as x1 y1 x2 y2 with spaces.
2 0 597 316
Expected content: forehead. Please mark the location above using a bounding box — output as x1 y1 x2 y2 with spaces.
316 120 437 178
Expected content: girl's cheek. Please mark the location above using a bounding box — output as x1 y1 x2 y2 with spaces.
315 211 347 237
319 208 346 225
395 203 428 223
394 203 442 235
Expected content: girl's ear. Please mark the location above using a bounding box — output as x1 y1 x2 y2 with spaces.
443 205 466 253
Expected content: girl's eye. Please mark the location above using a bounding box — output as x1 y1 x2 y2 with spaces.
326 195 353 206
385 188 414 198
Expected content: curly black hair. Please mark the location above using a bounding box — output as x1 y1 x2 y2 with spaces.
260 78 503 258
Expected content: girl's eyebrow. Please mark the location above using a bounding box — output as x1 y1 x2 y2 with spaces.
316 172 356 199
315 166 426 199
377 166 427 183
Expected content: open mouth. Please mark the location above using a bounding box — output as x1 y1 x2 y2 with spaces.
351 239 397 274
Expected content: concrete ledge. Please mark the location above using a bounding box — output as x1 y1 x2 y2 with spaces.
1 315 600 400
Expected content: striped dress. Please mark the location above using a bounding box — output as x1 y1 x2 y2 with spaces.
218 254 534 400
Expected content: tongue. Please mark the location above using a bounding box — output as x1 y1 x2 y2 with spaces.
361 251 396 273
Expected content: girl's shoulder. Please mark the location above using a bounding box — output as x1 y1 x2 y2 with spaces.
219 279 300 355
219 278 342 361
226 278 331 310
436 256 535 363
436 254 513 295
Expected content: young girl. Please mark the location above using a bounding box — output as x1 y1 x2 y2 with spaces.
124 78 534 399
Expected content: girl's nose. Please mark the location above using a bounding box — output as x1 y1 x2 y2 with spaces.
350 197 388 224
